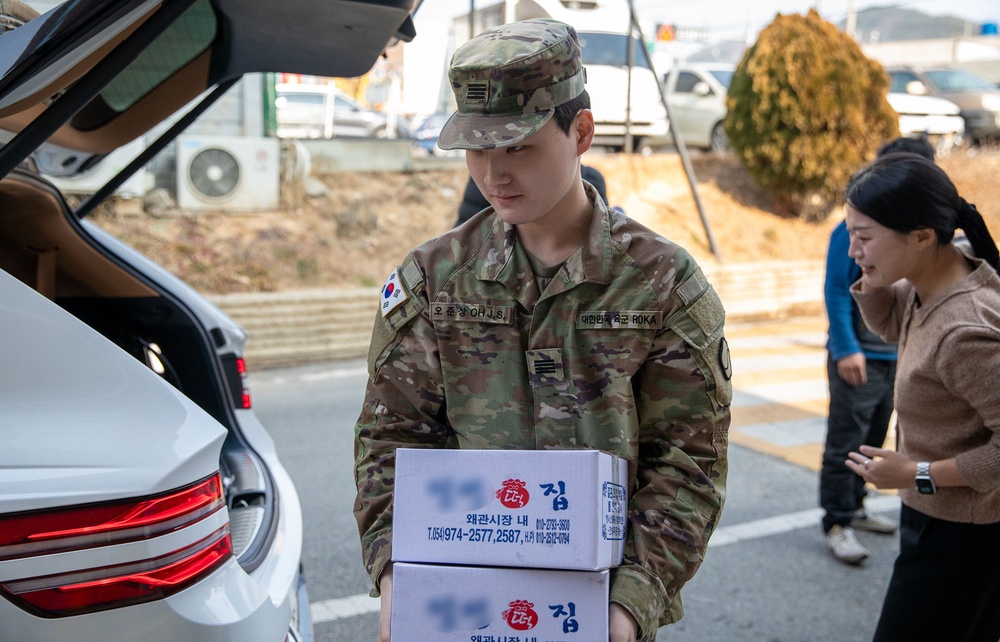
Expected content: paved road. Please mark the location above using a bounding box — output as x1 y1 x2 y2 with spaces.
250 316 901 642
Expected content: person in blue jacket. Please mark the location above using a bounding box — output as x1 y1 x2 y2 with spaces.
820 136 935 564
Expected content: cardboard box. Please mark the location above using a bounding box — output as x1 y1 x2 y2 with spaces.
390 562 609 642
392 449 628 570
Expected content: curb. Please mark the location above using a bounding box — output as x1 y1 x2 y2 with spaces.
212 260 825 370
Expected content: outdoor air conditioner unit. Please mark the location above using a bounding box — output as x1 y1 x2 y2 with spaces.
44 138 151 199
175 135 280 211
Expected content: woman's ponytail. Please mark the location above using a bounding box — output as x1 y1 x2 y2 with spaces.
958 198 1000 273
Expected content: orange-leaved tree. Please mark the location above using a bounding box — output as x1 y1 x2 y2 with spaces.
724 10 899 218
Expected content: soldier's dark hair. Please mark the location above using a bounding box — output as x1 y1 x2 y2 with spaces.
553 90 592 135
876 136 935 161
846 153 999 272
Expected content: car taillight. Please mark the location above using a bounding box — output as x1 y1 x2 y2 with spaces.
0 474 225 560
0 473 232 618
223 354 253 409
236 357 252 409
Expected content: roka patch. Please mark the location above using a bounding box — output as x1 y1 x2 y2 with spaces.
576 310 662 330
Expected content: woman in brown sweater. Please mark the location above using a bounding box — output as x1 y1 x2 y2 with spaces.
841 152 1000 642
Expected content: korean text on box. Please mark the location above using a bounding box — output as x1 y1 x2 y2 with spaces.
392 448 628 570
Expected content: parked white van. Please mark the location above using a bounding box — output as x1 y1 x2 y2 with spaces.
515 0 669 153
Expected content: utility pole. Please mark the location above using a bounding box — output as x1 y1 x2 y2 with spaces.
626 0 721 261
845 0 857 41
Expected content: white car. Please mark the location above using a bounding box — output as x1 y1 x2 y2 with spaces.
661 63 735 153
885 91 965 155
888 66 1000 143
275 83 411 139
0 0 417 640
663 62 965 156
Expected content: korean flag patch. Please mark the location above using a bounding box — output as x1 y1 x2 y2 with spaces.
380 267 408 317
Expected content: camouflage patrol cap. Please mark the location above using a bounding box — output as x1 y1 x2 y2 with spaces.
438 18 586 151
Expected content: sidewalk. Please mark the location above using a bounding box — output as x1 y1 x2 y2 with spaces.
726 316 896 473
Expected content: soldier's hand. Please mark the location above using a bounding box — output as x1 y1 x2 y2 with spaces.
609 602 638 642
836 352 867 386
378 565 393 642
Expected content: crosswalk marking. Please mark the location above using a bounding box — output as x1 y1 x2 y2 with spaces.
728 317 832 470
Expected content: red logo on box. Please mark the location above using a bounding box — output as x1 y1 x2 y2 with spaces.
496 479 529 508
502 600 538 631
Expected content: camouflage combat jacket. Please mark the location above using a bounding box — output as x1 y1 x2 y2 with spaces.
354 186 731 638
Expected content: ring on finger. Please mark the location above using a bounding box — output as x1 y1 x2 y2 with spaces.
863 459 872 469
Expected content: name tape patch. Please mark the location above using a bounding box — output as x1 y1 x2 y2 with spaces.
430 302 512 324
576 310 662 330
380 268 408 317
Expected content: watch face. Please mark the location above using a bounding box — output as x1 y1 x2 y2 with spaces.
916 476 936 495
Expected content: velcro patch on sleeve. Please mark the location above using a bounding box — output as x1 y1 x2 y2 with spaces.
379 267 408 318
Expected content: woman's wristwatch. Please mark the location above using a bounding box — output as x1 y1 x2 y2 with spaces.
915 461 937 495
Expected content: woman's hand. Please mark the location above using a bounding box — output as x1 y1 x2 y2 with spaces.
845 445 915 489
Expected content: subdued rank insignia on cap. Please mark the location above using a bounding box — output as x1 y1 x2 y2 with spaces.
379 267 408 317
465 81 489 104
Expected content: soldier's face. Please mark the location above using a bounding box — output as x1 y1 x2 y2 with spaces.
466 113 592 227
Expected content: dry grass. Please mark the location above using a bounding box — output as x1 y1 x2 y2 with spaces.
92 150 1000 294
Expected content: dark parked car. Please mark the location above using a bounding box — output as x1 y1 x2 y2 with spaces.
887 66 1000 143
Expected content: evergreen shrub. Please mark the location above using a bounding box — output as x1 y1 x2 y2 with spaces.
724 10 899 218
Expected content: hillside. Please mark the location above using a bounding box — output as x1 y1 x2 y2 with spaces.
91 150 1000 295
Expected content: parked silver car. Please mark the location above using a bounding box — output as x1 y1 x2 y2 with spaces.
661 63 734 153
275 83 411 139
0 0 416 640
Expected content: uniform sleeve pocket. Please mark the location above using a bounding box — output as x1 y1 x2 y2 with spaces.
666 286 733 408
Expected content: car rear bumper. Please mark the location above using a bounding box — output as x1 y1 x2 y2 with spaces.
0 462 307 642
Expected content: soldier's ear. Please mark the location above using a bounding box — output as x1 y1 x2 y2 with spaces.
573 108 594 156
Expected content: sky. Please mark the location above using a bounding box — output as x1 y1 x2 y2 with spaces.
416 0 999 40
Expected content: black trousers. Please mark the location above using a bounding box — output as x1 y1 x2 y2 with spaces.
820 355 896 532
873 505 1000 642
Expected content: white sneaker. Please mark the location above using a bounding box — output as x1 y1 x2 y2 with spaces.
826 525 869 565
851 509 897 535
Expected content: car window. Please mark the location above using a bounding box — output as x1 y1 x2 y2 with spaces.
334 95 360 113
100 0 216 111
925 69 994 91
281 93 325 106
675 71 705 94
709 69 733 89
888 71 920 93
578 32 652 70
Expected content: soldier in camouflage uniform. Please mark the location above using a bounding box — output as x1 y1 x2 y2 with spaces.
354 18 731 642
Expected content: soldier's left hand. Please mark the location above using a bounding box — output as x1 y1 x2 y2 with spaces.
609 603 638 642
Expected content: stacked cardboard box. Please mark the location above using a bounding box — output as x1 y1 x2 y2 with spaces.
390 449 628 641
